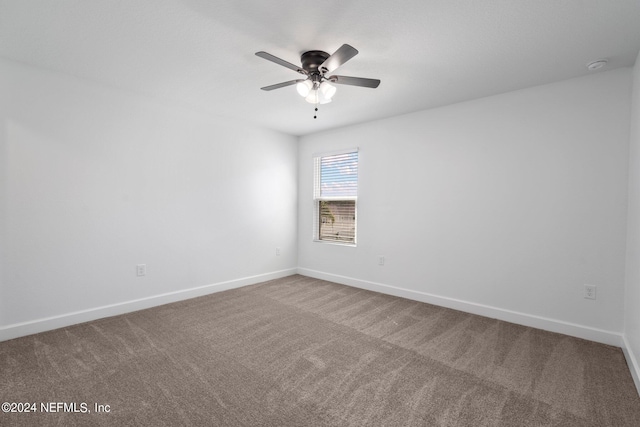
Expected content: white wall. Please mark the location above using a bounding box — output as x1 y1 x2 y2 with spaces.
1 56 635 354
0 59 298 338
299 68 632 344
624 51 640 393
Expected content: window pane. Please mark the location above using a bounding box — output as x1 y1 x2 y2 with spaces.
318 200 356 243
320 152 358 198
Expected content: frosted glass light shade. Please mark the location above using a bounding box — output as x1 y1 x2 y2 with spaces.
305 82 336 104
320 82 336 99
296 80 313 97
305 90 333 104
305 90 319 104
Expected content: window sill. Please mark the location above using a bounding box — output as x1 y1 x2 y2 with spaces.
313 239 357 247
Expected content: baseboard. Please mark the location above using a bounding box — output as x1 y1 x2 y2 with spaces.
297 268 624 347
1 266 626 350
622 335 640 396
0 268 297 343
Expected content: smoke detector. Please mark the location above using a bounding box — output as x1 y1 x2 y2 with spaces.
586 60 608 71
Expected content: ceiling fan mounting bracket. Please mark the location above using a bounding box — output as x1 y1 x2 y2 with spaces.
300 50 330 74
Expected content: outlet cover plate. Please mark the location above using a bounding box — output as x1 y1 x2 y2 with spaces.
137 264 147 277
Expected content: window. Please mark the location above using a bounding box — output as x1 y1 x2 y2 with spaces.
313 150 358 244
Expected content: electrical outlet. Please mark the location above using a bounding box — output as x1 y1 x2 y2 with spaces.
378 255 385 266
136 264 146 277
276 247 281 256
584 284 596 300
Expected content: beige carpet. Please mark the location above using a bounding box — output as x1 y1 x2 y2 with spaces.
1 274 639 426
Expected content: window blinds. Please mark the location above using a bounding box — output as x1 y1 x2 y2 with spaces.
314 151 358 200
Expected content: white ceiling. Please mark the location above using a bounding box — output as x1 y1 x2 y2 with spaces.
1 0 640 136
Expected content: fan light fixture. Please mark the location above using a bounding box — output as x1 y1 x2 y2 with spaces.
299 81 336 104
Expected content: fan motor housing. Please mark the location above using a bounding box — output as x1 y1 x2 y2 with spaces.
301 50 330 73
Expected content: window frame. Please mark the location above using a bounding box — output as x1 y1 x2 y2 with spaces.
312 149 359 246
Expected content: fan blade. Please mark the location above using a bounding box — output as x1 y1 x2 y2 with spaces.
329 75 380 88
260 80 304 91
255 51 305 74
319 44 358 73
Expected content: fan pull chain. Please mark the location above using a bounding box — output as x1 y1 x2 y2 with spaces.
314 106 318 119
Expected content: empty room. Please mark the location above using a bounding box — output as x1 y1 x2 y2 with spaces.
2 0 640 425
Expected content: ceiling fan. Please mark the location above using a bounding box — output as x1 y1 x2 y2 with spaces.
255 44 380 118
